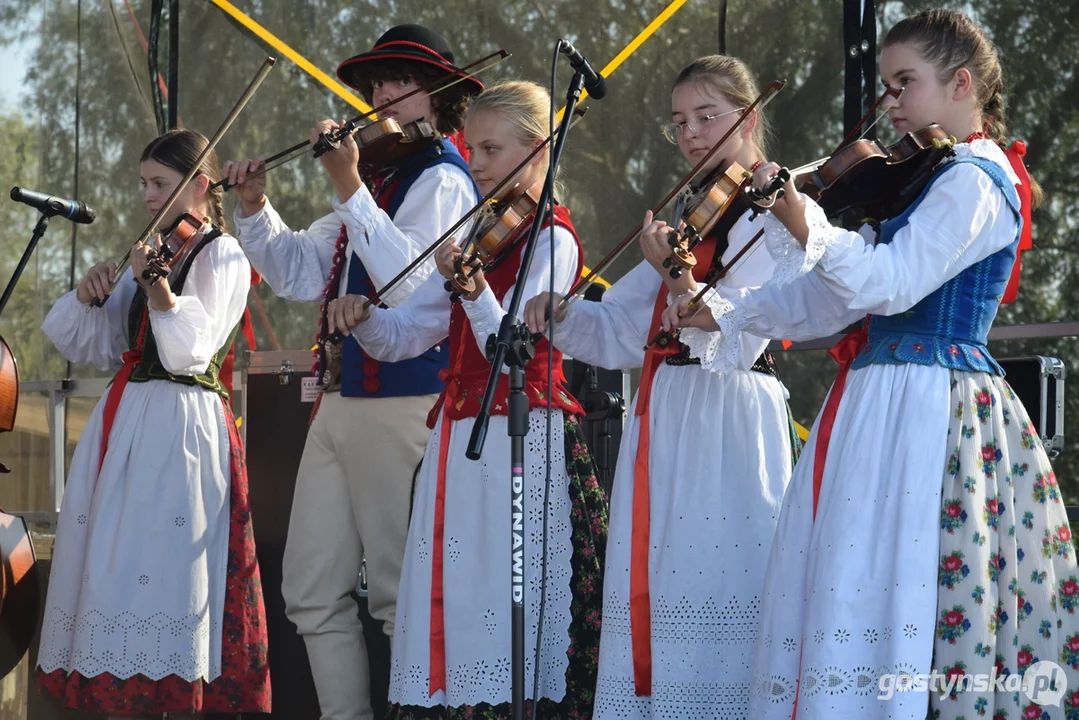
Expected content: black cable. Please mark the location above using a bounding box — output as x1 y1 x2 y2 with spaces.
528 38 564 718
148 0 167 134
65 0 82 382
718 0 728 54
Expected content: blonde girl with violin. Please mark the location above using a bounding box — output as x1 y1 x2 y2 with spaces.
525 56 805 719
35 129 270 718
669 9 1075 719
330 79 607 719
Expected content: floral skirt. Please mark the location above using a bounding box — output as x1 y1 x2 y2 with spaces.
37 400 271 714
930 374 1079 719
387 416 608 720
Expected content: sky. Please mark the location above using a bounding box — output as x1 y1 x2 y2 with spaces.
0 8 41 114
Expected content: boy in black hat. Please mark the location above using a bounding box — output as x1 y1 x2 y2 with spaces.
225 24 482 720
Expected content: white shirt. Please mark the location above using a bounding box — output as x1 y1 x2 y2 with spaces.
353 225 580 366
233 162 477 307
683 139 1022 373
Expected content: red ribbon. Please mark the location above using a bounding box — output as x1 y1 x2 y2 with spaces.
1002 140 1033 304
810 324 868 518
627 278 697 696
99 308 150 474
428 408 453 696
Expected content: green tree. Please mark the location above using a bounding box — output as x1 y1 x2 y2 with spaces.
0 0 1075 497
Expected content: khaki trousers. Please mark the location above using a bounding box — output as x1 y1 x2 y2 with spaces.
282 391 435 720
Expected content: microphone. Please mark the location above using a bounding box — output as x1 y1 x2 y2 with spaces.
558 40 608 100
10 186 96 224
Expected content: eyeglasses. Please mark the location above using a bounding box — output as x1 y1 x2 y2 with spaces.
661 107 746 144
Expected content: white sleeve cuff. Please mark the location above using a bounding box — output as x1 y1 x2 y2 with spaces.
763 194 835 286
678 287 747 374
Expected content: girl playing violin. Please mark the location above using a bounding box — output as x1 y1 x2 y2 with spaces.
226 24 481 719
330 80 607 719
524 56 802 719
670 9 1073 719
35 129 270 718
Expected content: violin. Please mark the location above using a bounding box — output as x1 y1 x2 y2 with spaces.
662 161 789 280
796 124 956 226
140 209 212 287
444 180 543 300
343 118 441 173
212 50 510 193
90 57 276 308
0 214 44 678
552 79 787 317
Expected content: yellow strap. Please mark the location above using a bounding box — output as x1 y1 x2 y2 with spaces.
208 0 372 113
795 421 809 442
581 264 610 288
557 0 689 118
211 1 631 287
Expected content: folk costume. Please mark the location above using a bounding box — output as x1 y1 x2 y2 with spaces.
233 25 481 720
36 230 271 715
552 207 802 719
683 139 1079 719
352 207 608 719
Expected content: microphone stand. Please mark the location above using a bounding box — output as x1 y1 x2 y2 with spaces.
0 213 52 315
465 67 586 720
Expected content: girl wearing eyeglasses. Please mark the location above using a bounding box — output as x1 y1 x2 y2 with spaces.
524 55 807 718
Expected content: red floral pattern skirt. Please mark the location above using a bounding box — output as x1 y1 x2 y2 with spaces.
37 400 271 714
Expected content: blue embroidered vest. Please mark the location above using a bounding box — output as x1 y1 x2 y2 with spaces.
340 138 479 398
851 156 1022 376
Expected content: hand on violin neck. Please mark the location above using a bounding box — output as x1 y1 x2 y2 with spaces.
222 157 268 217
129 241 177 310
311 119 362 201
435 242 464 281
640 209 680 272
76 262 117 305
459 267 487 302
327 294 370 336
751 161 809 248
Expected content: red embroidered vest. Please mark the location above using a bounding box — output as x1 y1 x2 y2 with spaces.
427 205 586 427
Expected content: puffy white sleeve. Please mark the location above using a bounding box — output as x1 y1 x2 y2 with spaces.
41 267 141 373
232 198 342 303
811 162 1017 316
148 234 251 376
550 261 660 371
334 163 477 306
678 209 799 372
681 271 864 374
459 225 579 370
351 269 451 362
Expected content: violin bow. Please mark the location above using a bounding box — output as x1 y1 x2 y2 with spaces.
552 78 787 318
359 106 588 311
211 50 510 192
89 57 277 309
324 107 588 342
